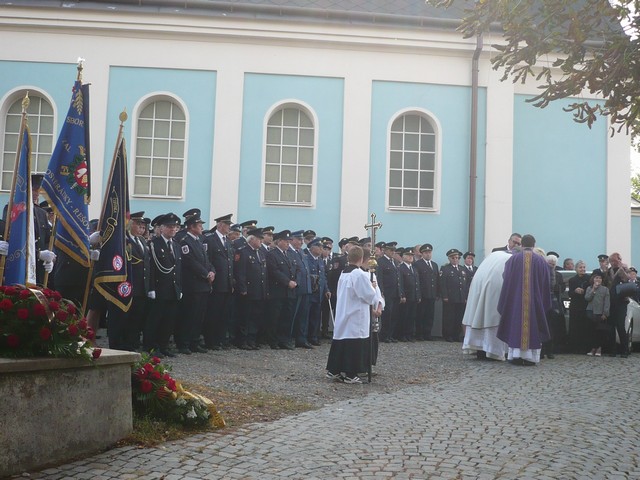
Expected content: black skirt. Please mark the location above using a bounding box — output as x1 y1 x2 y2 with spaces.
326 337 370 376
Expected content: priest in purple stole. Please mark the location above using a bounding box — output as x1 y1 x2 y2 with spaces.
497 234 552 365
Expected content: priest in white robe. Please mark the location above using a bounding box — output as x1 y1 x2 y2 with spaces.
462 250 511 361
326 246 383 384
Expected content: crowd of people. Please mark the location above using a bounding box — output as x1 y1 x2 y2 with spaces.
2 178 636 377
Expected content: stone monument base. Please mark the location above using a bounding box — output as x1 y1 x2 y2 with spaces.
0 349 140 477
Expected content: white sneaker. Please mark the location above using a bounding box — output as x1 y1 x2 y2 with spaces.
325 371 342 381
342 375 362 384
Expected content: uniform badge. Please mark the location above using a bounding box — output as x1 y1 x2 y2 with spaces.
112 255 124 272
182 245 189 254
117 281 132 298
203 243 208 252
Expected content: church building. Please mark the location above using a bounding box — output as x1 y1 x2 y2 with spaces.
0 0 632 267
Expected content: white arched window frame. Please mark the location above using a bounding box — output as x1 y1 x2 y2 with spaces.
386 108 442 212
261 100 318 207
0 87 57 192
130 92 189 199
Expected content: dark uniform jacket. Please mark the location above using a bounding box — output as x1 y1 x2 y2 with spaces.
291 247 312 295
376 254 402 299
204 231 233 293
306 252 328 304
398 263 421 302
463 264 477 285
235 246 268 300
414 258 439 299
267 247 297 299
180 233 213 294
439 264 469 303
149 236 182 300
326 253 345 296
128 233 150 297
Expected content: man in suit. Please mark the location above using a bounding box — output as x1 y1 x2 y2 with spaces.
235 227 268 350
440 248 469 342
266 230 298 349
306 237 330 346
203 213 235 349
492 233 522 253
398 247 421 341
414 243 438 340
177 209 214 354
145 213 182 358
377 241 402 343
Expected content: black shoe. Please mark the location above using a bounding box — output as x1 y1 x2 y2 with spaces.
270 344 280 350
160 349 176 358
621 353 629 358
238 343 252 350
390 338 398 343
178 348 192 355
509 358 524 366
191 346 208 353
296 342 314 349
279 343 295 350
546 354 555 359
206 344 222 351
309 340 322 346
382 339 392 343
522 360 536 366
424 336 433 341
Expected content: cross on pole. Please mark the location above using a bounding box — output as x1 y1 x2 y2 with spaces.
364 213 382 248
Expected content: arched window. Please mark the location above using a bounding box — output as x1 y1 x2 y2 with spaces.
388 111 438 210
132 96 187 198
264 104 315 205
1 92 55 191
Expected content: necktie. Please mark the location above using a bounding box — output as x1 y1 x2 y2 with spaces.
428 260 432 269
167 240 174 259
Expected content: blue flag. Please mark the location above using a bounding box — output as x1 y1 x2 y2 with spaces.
3 125 37 286
42 80 91 268
93 136 132 312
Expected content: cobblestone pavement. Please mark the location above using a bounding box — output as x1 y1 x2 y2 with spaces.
23 353 640 480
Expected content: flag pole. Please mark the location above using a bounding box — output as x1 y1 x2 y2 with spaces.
0 92 30 287
80 108 127 318
42 214 57 288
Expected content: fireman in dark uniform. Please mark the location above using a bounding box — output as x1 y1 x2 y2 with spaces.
235 227 268 350
177 209 213 354
440 248 469 342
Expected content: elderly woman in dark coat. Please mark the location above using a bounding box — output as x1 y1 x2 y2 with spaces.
568 260 592 353
542 254 566 359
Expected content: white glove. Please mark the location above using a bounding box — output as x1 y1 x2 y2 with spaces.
38 250 56 262
179 292 183 300
0 240 8 256
43 261 54 273
89 231 101 247
90 249 100 261
147 291 156 300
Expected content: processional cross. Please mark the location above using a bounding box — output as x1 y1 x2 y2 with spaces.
364 213 382 249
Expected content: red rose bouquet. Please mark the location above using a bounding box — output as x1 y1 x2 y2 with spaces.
132 353 225 428
0 285 100 360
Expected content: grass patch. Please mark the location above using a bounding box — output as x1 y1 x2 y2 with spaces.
119 383 316 447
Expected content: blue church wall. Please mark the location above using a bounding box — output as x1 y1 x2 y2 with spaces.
512 95 607 270
107 66 217 223
369 80 487 265
238 73 344 239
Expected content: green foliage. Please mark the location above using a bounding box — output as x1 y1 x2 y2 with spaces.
631 173 640 202
433 0 640 139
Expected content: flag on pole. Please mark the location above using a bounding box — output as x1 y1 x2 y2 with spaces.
93 136 132 312
41 79 91 268
3 124 37 286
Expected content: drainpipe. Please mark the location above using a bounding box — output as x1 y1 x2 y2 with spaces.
468 34 483 253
